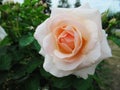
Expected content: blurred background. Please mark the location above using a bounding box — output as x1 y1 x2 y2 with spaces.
51 0 120 13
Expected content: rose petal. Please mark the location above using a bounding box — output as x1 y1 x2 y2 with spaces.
53 22 82 59
39 48 45 56
78 42 101 69
43 33 56 55
100 30 112 59
53 42 101 71
53 19 99 61
81 20 99 54
43 55 72 77
73 63 98 79
34 19 49 46
53 55 87 70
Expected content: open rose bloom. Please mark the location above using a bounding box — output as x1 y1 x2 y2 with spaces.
34 4 112 79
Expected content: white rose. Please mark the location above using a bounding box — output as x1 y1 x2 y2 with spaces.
34 4 112 79
0 26 7 42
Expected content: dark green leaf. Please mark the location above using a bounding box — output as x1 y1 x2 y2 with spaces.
33 40 40 52
40 67 52 79
52 76 73 88
22 74 40 90
0 36 12 47
0 71 8 84
0 54 12 70
26 59 41 74
110 36 120 47
73 76 93 90
19 35 34 47
12 65 27 79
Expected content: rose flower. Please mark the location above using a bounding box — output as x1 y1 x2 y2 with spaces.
34 4 112 79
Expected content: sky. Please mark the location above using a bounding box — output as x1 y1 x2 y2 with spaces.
51 0 120 13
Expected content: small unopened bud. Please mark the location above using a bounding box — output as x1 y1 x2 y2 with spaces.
102 10 109 23
109 18 117 25
40 1 43 4
43 3 47 7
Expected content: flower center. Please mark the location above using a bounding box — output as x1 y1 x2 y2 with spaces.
55 25 76 54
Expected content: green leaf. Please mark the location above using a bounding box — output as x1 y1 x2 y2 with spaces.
0 46 7 55
12 59 41 79
40 67 52 79
26 59 41 74
110 36 120 47
19 35 34 47
33 40 40 52
0 54 12 70
22 74 40 90
0 71 8 84
12 65 27 79
52 76 73 88
0 36 12 47
73 76 93 90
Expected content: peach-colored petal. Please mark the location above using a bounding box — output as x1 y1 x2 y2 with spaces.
49 15 99 54
53 55 87 70
100 30 112 59
78 42 101 69
58 43 73 53
48 15 84 33
53 42 101 71
80 20 99 54
53 19 99 61
73 63 98 79
73 31 111 79
34 19 49 46
43 55 73 77
57 30 75 53
42 33 56 55
53 23 82 59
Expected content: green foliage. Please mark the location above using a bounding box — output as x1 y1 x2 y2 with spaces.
0 54 12 70
0 0 48 89
102 11 120 47
109 36 120 47
73 77 93 90
20 74 40 90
